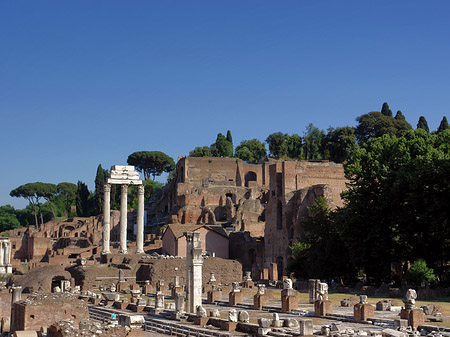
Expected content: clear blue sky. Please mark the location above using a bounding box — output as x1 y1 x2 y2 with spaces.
1 1 449 209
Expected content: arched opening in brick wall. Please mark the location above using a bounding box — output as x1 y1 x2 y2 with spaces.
244 171 257 187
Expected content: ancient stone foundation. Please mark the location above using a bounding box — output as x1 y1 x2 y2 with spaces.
354 303 374 322
400 309 425 328
314 300 333 316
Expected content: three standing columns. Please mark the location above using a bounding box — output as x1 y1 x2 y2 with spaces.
102 183 145 255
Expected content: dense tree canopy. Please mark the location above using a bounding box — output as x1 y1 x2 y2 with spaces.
57 182 77 217
0 205 21 231
322 126 356 163
211 133 233 157
127 151 175 180
355 111 412 144
189 146 212 157
235 139 267 161
341 129 450 283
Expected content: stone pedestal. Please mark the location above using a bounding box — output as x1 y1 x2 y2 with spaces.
314 300 333 316
282 295 298 312
220 321 238 332
400 309 425 328
193 317 209 326
299 319 314 336
254 294 268 310
243 280 254 288
229 292 243 306
207 290 221 304
354 303 374 322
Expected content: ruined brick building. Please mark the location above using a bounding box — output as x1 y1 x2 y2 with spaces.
150 157 347 279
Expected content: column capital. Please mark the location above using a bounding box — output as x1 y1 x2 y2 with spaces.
121 184 128 192
104 183 111 193
138 184 145 194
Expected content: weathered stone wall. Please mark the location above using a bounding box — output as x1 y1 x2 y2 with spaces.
264 160 348 276
136 257 242 286
0 291 11 321
12 293 89 332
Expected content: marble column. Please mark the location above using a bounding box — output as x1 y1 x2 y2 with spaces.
120 184 128 254
6 242 10 265
136 184 145 254
0 242 4 266
102 184 111 254
185 231 203 313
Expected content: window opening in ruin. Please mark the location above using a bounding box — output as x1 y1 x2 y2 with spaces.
277 201 282 230
276 173 282 197
276 256 284 280
30 315 35 319
248 248 256 265
12 244 16 249
244 171 257 187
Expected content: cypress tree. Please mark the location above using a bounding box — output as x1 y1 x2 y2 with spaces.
76 181 90 217
381 102 393 117
94 164 108 214
394 110 406 121
417 116 430 133
226 130 233 155
437 116 450 133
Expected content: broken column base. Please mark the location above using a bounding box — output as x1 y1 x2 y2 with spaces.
400 308 425 328
281 295 298 312
254 294 268 310
354 303 374 322
220 321 238 331
229 292 243 306
314 300 333 316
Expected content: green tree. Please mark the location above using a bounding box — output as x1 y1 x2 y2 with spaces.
287 197 353 279
417 116 430 133
286 134 303 159
406 259 436 288
266 132 288 158
226 130 233 147
57 182 77 218
355 110 412 144
341 129 450 282
323 126 357 163
0 205 21 231
210 133 233 157
10 182 47 227
127 151 175 180
395 110 406 121
38 183 58 220
76 181 90 217
235 139 266 161
437 116 449 133
94 164 108 214
189 146 212 157
303 123 325 160
381 102 393 117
